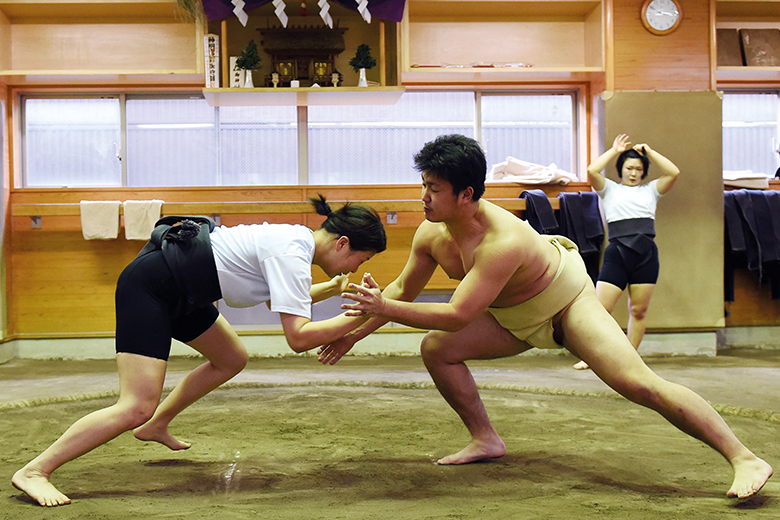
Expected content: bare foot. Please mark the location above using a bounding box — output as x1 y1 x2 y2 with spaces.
133 424 191 450
573 360 590 370
12 467 71 507
436 438 506 465
727 457 773 499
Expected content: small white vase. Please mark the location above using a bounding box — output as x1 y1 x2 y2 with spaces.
358 68 368 87
243 71 254 88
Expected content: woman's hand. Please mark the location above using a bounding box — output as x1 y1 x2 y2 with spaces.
317 334 359 365
613 134 631 153
331 273 350 294
341 272 385 317
633 143 652 155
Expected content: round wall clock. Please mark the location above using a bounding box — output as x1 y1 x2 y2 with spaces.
641 0 682 35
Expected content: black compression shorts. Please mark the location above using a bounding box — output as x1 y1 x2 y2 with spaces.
597 241 659 290
115 249 219 360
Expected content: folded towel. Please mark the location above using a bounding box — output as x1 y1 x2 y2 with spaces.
123 199 164 240
722 169 767 180
80 201 121 240
489 156 577 185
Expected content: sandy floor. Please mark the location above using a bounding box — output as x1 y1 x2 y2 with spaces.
2 351 779 519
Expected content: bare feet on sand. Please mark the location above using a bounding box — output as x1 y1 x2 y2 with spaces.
12 467 70 507
133 424 191 450
436 438 506 465
573 360 590 370
727 457 773 499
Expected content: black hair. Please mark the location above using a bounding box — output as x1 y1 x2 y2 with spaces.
413 134 487 201
309 195 387 253
616 148 650 179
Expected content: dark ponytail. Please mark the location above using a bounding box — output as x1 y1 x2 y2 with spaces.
309 194 387 253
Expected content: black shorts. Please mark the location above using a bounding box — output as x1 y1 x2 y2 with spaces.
597 241 659 290
115 249 219 360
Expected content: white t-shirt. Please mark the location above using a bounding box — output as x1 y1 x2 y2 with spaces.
209 223 314 318
597 178 662 223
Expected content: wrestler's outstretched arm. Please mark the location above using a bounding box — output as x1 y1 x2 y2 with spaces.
318 223 439 365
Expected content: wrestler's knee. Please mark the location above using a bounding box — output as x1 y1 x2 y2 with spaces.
223 348 249 376
118 400 159 429
420 330 449 364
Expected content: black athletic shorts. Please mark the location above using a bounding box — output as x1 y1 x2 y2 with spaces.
115 249 219 360
597 241 659 290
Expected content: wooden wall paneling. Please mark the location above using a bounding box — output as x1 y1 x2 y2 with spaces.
726 269 780 326
10 229 140 335
0 82 7 339
612 0 712 90
7 183 584 336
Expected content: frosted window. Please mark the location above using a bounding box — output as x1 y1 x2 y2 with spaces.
219 105 298 185
126 97 217 187
22 91 580 188
24 98 121 187
722 92 779 177
307 91 476 185
481 93 575 174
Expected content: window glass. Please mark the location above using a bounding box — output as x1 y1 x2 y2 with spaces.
21 91 579 187
722 92 779 177
24 97 121 187
126 97 217 187
481 93 575 175
307 91 476 184
219 105 298 185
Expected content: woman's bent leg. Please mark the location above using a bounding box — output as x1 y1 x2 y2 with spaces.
12 353 167 507
134 315 248 449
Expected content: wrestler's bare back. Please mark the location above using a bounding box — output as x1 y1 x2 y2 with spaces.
421 200 561 308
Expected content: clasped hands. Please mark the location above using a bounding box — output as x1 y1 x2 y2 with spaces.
341 272 385 317
613 133 652 156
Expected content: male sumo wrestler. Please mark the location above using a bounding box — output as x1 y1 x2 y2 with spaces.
319 134 772 499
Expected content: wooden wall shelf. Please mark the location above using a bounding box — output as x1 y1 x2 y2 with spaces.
716 0 780 83
401 67 603 84
202 86 405 107
402 0 605 82
0 0 201 83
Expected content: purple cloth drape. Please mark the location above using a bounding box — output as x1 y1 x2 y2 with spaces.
201 0 406 23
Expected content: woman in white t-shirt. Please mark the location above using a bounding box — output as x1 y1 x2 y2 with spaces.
13 195 387 507
573 134 679 370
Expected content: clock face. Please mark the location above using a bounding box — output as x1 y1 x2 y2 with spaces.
643 0 681 34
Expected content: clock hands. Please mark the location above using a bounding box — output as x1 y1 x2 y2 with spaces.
648 6 677 17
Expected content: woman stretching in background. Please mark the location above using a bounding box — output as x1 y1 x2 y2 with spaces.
574 134 679 370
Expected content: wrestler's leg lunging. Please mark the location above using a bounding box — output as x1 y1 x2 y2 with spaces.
560 289 772 498
420 312 531 465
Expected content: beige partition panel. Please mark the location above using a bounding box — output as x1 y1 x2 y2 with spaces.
602 91 723 330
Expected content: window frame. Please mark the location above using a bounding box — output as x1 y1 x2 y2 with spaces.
720 88 780 178
14 84 589 189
